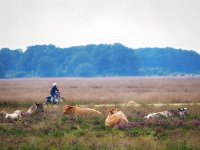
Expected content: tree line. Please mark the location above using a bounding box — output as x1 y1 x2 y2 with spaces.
0 43 200 78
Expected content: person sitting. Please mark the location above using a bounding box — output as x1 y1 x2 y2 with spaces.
50 83 59 103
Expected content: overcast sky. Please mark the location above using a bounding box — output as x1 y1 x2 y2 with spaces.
0 0 200 52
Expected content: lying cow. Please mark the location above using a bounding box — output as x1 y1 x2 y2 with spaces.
62 105 102 118
105 108 129 128
144 108 188 119
1 110 22 120
21 102 45 120
144 112 160 119
25 102 44 115
144 111 172 119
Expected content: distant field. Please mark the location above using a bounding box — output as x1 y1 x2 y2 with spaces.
0 77 200 150
0 77 200 105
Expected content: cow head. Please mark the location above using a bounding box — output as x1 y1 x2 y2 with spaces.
62 105 74 114
108 108 120 115
178 108 188 117
35 102 44 112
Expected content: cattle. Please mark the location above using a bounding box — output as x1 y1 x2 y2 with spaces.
20 102 45 120
144 111 173 119
144 108 188 119
105 108 129 128
144 112 160 119
108 108 120 115
178 108 188 117
1 110 22 120
62 105 102 118
25 102 44 115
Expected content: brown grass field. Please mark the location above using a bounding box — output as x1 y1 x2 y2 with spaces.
0 77 200 150
1 77 200 104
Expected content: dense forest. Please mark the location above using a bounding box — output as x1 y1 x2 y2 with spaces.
0 43 200 78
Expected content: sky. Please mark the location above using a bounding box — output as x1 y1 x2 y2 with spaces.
0 0 200 53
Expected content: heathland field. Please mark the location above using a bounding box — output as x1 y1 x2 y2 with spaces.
0 77 200 150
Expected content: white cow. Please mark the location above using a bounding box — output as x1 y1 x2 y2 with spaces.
1 110 22 120
144 108 188 119
144 112 160 119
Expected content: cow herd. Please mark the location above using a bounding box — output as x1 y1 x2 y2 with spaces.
62 105 188 129
0 102 188 129
0 102 44 120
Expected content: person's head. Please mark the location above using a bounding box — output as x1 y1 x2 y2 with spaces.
53 83 57 86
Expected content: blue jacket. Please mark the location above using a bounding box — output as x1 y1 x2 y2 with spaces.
50 85 59 96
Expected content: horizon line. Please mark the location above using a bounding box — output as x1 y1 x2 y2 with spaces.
0 42 199 54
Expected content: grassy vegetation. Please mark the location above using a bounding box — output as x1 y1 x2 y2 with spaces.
0 104 200 150
0 77 200 150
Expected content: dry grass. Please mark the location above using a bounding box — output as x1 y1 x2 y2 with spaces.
0 77 200 105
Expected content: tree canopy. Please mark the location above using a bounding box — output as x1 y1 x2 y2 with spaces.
0 44 200 78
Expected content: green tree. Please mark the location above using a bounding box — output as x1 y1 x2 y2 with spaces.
0 63 5 78
36 56 57 77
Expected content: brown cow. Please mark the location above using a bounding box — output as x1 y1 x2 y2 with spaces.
105 108 129 128
62 105 102 118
